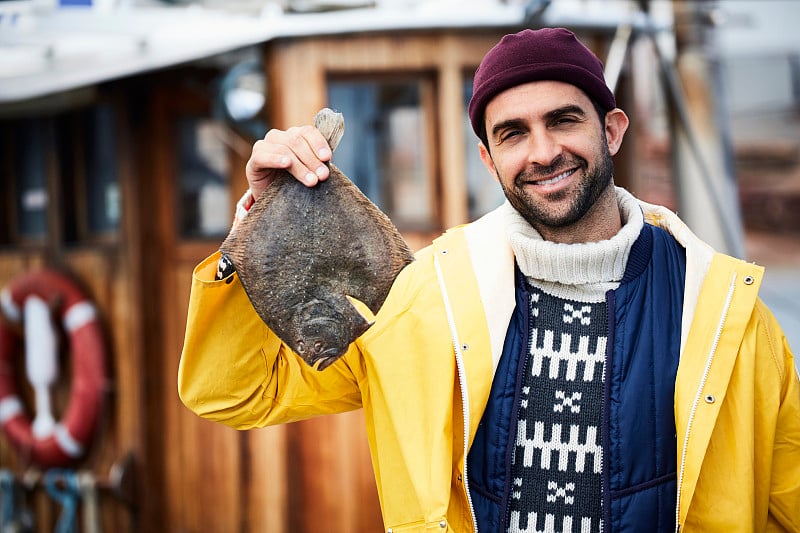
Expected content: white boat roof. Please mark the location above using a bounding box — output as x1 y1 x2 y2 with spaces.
0 1 655 103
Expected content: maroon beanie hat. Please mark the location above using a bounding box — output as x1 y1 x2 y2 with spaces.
468 27 616 137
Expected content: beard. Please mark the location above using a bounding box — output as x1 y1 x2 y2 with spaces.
499 142 615 231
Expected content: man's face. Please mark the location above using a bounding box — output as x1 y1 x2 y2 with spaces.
479 81 628 243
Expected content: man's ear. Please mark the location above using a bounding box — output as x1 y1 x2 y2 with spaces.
478 142 500 182
604 109 629 156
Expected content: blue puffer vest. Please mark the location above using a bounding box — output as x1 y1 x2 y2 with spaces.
467 223 686 532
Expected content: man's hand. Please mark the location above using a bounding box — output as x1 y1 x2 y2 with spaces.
246 125 333 201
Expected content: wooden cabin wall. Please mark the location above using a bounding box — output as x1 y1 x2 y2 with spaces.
0 67 260 533
0 90 142 532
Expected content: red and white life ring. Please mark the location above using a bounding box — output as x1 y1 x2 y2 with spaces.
0 269 107 468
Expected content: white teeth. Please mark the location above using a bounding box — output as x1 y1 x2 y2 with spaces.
538 168 574 185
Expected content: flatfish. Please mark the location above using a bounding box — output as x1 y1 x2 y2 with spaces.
220 108 414 370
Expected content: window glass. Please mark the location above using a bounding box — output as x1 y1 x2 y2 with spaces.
16 119 48 238
327 79 434 231
84 104 120 234
177 117 231 238
3 105 122 246
463 77 504 220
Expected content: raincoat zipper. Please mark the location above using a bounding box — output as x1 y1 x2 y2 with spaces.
674 272 737 532
434 252 478 532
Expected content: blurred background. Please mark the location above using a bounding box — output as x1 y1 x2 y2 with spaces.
0 0 797 531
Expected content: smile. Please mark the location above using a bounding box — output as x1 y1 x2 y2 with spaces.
536 167 577 185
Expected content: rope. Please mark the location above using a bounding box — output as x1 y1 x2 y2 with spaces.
44 470 81 533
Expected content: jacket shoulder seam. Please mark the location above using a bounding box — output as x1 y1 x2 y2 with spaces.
753 299 785 382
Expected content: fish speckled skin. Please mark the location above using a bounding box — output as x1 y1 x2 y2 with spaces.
220 109 414 370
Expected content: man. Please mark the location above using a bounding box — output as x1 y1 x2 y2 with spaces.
179 28 800 532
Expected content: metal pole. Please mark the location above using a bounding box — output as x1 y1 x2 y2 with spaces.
668 0 745 257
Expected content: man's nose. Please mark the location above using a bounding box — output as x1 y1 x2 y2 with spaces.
526 131 562 167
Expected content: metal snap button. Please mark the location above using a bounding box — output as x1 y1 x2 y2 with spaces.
704 394 715 404
743 275 754 285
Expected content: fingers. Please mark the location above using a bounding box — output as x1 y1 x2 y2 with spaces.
276 125 333 185
246 125 333 200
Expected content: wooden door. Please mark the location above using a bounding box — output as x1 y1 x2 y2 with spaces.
145 68 299 532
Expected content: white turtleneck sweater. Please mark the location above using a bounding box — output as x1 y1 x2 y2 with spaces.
502 186 644 301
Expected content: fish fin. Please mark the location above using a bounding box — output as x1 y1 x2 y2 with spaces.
345 295 376 326
314 108 345 153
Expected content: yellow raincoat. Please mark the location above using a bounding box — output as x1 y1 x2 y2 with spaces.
179 199 800 532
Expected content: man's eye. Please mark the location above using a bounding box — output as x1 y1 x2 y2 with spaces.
553 116 579 126
500 130 522 141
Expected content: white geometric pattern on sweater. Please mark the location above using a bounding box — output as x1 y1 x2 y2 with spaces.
546 481 576 504
510 286 607 533
530 330 606 382
508 511 594 533
562 303 592 325
515 420 603 473
553 391 581 413
511 476 523 500
521 386 530 409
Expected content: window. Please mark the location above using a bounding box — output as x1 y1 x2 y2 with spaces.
58 103 121 243
327 75 503 230
0 102 122 247
176 117 231 239
327 78 435 232
463 76 504 221
14 118 49 240
83 104 121 235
